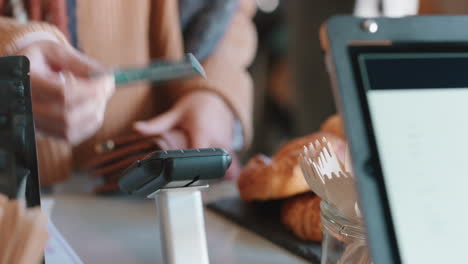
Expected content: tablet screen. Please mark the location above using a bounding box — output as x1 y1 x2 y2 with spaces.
353 48 468 263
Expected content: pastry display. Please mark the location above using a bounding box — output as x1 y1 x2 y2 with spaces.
236 114 347 242
238 132 346 201
281 193 322 242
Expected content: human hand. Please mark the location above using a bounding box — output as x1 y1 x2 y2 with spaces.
134 91 241 179
82 129 189 193
134 91 234 149
16 40 114 144
84 92 240 192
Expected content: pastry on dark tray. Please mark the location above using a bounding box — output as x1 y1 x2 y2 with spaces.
237 132 346 201
281 193 322 242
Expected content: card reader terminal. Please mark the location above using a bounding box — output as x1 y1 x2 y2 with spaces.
119 148 232 196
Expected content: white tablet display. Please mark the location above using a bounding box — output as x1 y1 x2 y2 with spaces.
357 52 468 263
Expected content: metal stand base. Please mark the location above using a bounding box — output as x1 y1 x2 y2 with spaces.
152 185 209 264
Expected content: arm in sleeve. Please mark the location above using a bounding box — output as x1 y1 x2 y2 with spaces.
0 16 69 56
167 0 258 151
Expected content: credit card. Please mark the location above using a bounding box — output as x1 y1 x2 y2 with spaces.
92 53 206 86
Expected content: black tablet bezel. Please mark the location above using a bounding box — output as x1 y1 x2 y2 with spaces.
0 56 41 208
325 15 468 264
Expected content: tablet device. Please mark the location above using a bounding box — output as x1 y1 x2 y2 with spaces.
323 15 468 264
0 56 41 207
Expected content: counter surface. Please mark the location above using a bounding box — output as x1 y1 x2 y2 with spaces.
47 176 311 264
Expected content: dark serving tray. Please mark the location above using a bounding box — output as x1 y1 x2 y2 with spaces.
207 197 321 263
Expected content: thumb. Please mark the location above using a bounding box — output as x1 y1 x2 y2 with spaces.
134 109 181 136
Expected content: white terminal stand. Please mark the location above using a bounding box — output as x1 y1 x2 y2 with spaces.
149 185 210 264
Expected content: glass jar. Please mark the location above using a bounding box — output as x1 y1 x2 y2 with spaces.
320 201 373 264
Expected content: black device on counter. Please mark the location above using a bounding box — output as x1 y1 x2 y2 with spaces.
323 16 468 264
119 148 232 196
0 56 41 207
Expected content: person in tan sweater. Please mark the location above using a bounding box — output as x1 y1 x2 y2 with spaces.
0 0 257 188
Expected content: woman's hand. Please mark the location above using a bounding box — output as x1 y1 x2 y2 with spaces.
133 91 241 179
134 91 235 149
16 40 115 144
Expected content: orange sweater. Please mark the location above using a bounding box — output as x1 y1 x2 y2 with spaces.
0 0 257 184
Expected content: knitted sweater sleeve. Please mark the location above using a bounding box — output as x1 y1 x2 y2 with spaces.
0 17 69 56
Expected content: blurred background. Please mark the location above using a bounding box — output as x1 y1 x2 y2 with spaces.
245 0 465 160
247 0 354 159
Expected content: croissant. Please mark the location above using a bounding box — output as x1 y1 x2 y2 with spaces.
281 193 322 241
320 114 345 139
237 132 346 201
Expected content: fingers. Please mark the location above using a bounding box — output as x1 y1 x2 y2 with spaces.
17 40 104 77
20 39 114 106
225 152 241 181
63 73 115 108
32 73 112 144
33 93 106 144
189 127 211 149
41 41 104 77
13 39 116 144
133 108 181 135
67 97 106 145
19 40 115 144
31 72 113 108
133 92 235 151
